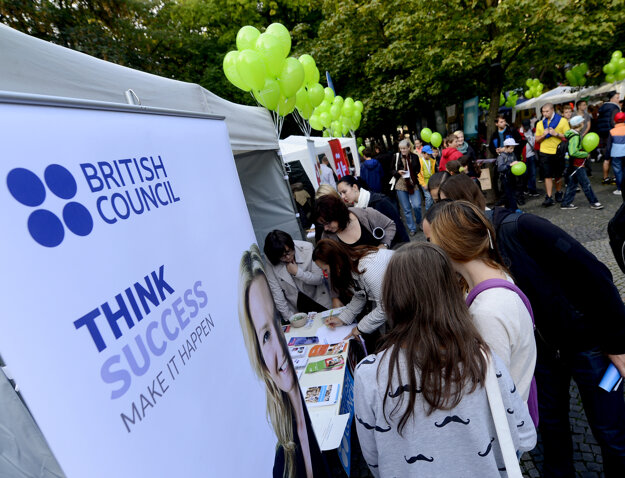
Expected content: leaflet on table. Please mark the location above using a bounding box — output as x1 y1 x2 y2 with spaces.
316 323 357 345
305 356 345 374
309 342 348 357
292 357 309 370
289 345 308 359
288 336 319 346
304 383 341 407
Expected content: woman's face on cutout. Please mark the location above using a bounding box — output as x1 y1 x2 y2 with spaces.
337 182 360 205
248 277 295 394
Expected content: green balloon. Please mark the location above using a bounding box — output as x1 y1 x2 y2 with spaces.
295 87 311 110
265 23 291 58
431 132 442 148
582 132 600 152
236 49 265 90
613 50 623 60
525 90 533 99
316 99 331 114
358 145 365 154
309 114 323 131
320 112 331 128
333 95 344 108
618 70 625 82
353 116 361 130
299 55 318 86
308 66 320 87
330 104 341 120
579 63 588 75
511 162 527 176
526 78 532 87
236 26 261 51
254 77 280 110
566 70 577 85
421 128 432 142
344 97 355 108
579 77 587 86
297 102 313 119
618 58 625 71
342 102 354 116
223 51 251 91
352 110 361 123
354 100 364 112
330 120 340 133
323 129 330 137
255 33 284 77
278 57 305 97
307 83 324 107
276 94 296 117
324 87 335 102
605 63 616 74
607 74 616 83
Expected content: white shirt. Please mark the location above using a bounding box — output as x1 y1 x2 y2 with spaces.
320 163 337 189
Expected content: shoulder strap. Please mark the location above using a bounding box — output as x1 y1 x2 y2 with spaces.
466 279 534 325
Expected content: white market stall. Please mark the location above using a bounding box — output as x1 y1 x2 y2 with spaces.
513 81 625 120
280 135 361 191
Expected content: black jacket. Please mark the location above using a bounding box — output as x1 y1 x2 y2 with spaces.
368 192 409 246
488 126 523 158
488 207 625 354
596 102 621 135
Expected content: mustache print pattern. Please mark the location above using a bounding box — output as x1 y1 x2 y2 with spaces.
507 408 514 414
404 454 434 464
496 371 502 378
510 384 517 393
478 437 496 457
356 415 391 433
388 384 422 398
368 463 378 468
434 415 471 427
517 421 525 428
357 356 376 370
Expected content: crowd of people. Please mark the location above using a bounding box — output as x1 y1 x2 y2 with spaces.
242 90 625 478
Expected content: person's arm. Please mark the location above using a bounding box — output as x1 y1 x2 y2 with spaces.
534 121 548 143
471 303 513 372
360 207 396 247
354 365 381 478
568 135 588 159
494 355 537 453
264 264 294 321
582 116 591 136
525 130 536 149
606 134 614 161
292 246 325 285
334 288 366 326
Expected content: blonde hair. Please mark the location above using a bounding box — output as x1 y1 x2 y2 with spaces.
238 245 296 477
315 184 340 200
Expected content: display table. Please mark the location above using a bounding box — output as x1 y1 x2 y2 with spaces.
284 308 355 454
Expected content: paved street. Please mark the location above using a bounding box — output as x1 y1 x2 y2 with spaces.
345 161 625 477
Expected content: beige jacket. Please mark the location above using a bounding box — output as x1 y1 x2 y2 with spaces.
264 240 332 321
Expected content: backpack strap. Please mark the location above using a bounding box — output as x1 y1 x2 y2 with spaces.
465 279 535 326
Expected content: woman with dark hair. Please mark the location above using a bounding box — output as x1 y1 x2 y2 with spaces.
263 230 331 322
238 245 328 478
314 194 395 249
439 173 487 210
423 201 537 418
427 171 450 202
355 242 536 477
312 239 393 341
336 175 409 246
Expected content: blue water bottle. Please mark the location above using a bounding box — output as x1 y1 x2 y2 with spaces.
599 363 623 392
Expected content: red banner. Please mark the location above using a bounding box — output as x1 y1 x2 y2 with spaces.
328 139 350 179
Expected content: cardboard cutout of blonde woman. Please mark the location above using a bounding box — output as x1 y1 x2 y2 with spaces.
238 245 329 478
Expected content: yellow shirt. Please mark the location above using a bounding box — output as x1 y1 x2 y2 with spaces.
535 115 570 155
418 156 436 186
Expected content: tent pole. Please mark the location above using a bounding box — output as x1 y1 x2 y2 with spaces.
277 149 306 241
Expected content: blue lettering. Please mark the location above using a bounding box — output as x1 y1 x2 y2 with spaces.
80 163 104 192
172 297 190 330
194 281 208 308
154 183 169 206
98 161 121 189
102 293 134 340
101 354 131 399
161 309 179 340
145 320 166 356
140 185 158 211
97 196 117 224
74 308 106 352
184 288 199 319
122 335 151 377
151 155 167 179
134 276 159 315
140 157 154 181
111 192 130 219
152 265 175 300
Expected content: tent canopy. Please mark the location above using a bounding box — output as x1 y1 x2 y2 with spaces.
0 24 277 154
513 81 625 120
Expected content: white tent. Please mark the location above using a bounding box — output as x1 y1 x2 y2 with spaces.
280 135 360 191
513 81 625 120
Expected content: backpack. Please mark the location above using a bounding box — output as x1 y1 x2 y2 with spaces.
555 137 569 161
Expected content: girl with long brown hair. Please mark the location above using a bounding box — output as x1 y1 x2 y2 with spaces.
423 200 537 414
354 242 535 477
312 239 393 341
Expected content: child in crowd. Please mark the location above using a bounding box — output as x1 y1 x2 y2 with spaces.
439 134 463 171
417 145 436 210
445 160 462 175
496 138 520 210
561 116 604 210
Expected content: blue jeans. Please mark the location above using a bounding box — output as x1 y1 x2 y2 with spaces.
423 189 434 211
397 189 422 232
613 157 624 191
562 166 598 206
535 345 625 477
526 155 537 193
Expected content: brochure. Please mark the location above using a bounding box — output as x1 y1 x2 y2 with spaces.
304 383 341 407
292 357 309 370
308 342 348 357
289 346 307 359
288 336 319 346
305 356 345 374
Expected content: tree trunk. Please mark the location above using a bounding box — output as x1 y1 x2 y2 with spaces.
486 53 504 158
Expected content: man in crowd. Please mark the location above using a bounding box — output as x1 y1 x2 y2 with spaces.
535 103 570 207
319 155 337 189
597 91 622 184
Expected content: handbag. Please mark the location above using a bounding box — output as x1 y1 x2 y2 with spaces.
483 352 523 478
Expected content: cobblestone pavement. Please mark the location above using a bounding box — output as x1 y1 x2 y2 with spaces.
344 162 625 477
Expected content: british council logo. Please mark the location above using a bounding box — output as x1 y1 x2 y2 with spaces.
7 164 93 247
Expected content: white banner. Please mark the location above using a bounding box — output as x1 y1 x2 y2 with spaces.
0 103 278 476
